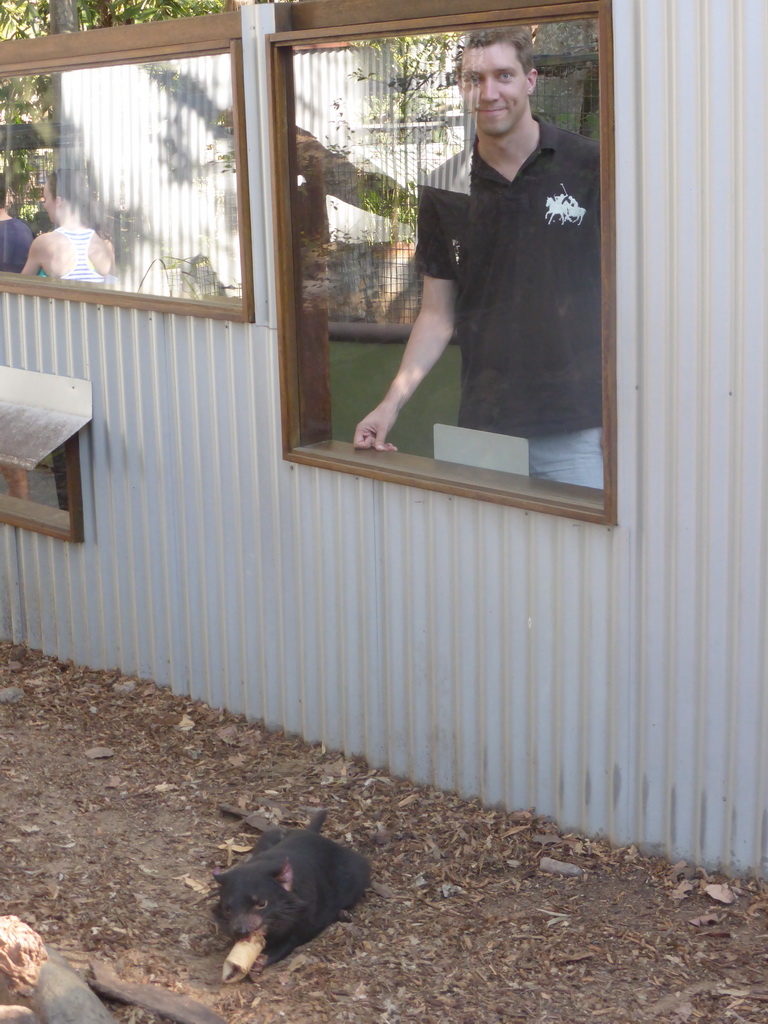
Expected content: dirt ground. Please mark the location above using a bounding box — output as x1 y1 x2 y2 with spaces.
1 641 768 1024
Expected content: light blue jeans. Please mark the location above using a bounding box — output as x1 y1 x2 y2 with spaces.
528 427 603 488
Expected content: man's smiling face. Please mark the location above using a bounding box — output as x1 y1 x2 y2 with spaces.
460 41 537 141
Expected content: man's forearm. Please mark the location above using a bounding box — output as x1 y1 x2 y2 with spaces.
383 277 457 410
353 275 456 450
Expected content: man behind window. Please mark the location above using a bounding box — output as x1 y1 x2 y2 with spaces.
353 27 603 488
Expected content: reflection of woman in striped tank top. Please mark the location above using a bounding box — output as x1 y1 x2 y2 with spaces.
21 169 115 284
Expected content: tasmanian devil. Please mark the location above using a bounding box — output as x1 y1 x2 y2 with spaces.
213 809 370 971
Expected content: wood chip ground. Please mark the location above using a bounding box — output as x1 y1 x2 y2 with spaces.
1 641 767 1024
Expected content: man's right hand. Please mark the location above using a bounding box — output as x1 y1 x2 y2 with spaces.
352 276 457 453
353 406 399 451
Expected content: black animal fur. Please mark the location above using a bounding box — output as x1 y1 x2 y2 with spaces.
213 810 370 970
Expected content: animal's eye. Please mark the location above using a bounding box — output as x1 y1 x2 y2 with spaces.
252 898 267 911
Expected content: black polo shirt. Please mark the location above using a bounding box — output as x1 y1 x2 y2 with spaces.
415 120 602 437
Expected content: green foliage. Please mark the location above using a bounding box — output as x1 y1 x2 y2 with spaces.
0 0 229 38
0 2 49 39
352 34 459 237
0 74 54 215
77 0 224 29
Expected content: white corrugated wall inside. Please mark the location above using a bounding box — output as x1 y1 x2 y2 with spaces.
61 54 241 297
1 0 768 876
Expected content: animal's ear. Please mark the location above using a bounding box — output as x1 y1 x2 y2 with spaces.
274 858 294 891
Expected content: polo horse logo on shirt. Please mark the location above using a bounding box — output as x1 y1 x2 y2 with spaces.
545 184 586 225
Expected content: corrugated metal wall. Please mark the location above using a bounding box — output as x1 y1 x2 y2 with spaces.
1 0 767 876
614 0 768 873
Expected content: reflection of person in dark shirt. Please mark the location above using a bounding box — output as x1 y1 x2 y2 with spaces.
354 27 603 488
0 177 33 274
0 177 34 499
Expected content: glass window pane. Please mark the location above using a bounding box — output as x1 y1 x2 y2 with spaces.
0 445 67 510
283 19 609 510
0 53 242 309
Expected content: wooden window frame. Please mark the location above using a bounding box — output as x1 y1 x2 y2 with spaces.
269 0 617 524
0 12 254 323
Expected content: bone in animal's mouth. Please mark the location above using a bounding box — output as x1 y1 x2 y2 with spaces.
221 933 266 983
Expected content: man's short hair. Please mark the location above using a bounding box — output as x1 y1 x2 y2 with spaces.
458 26 535 76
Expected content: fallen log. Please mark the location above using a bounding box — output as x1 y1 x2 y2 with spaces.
89 960 228 1024
35 950 116 1024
